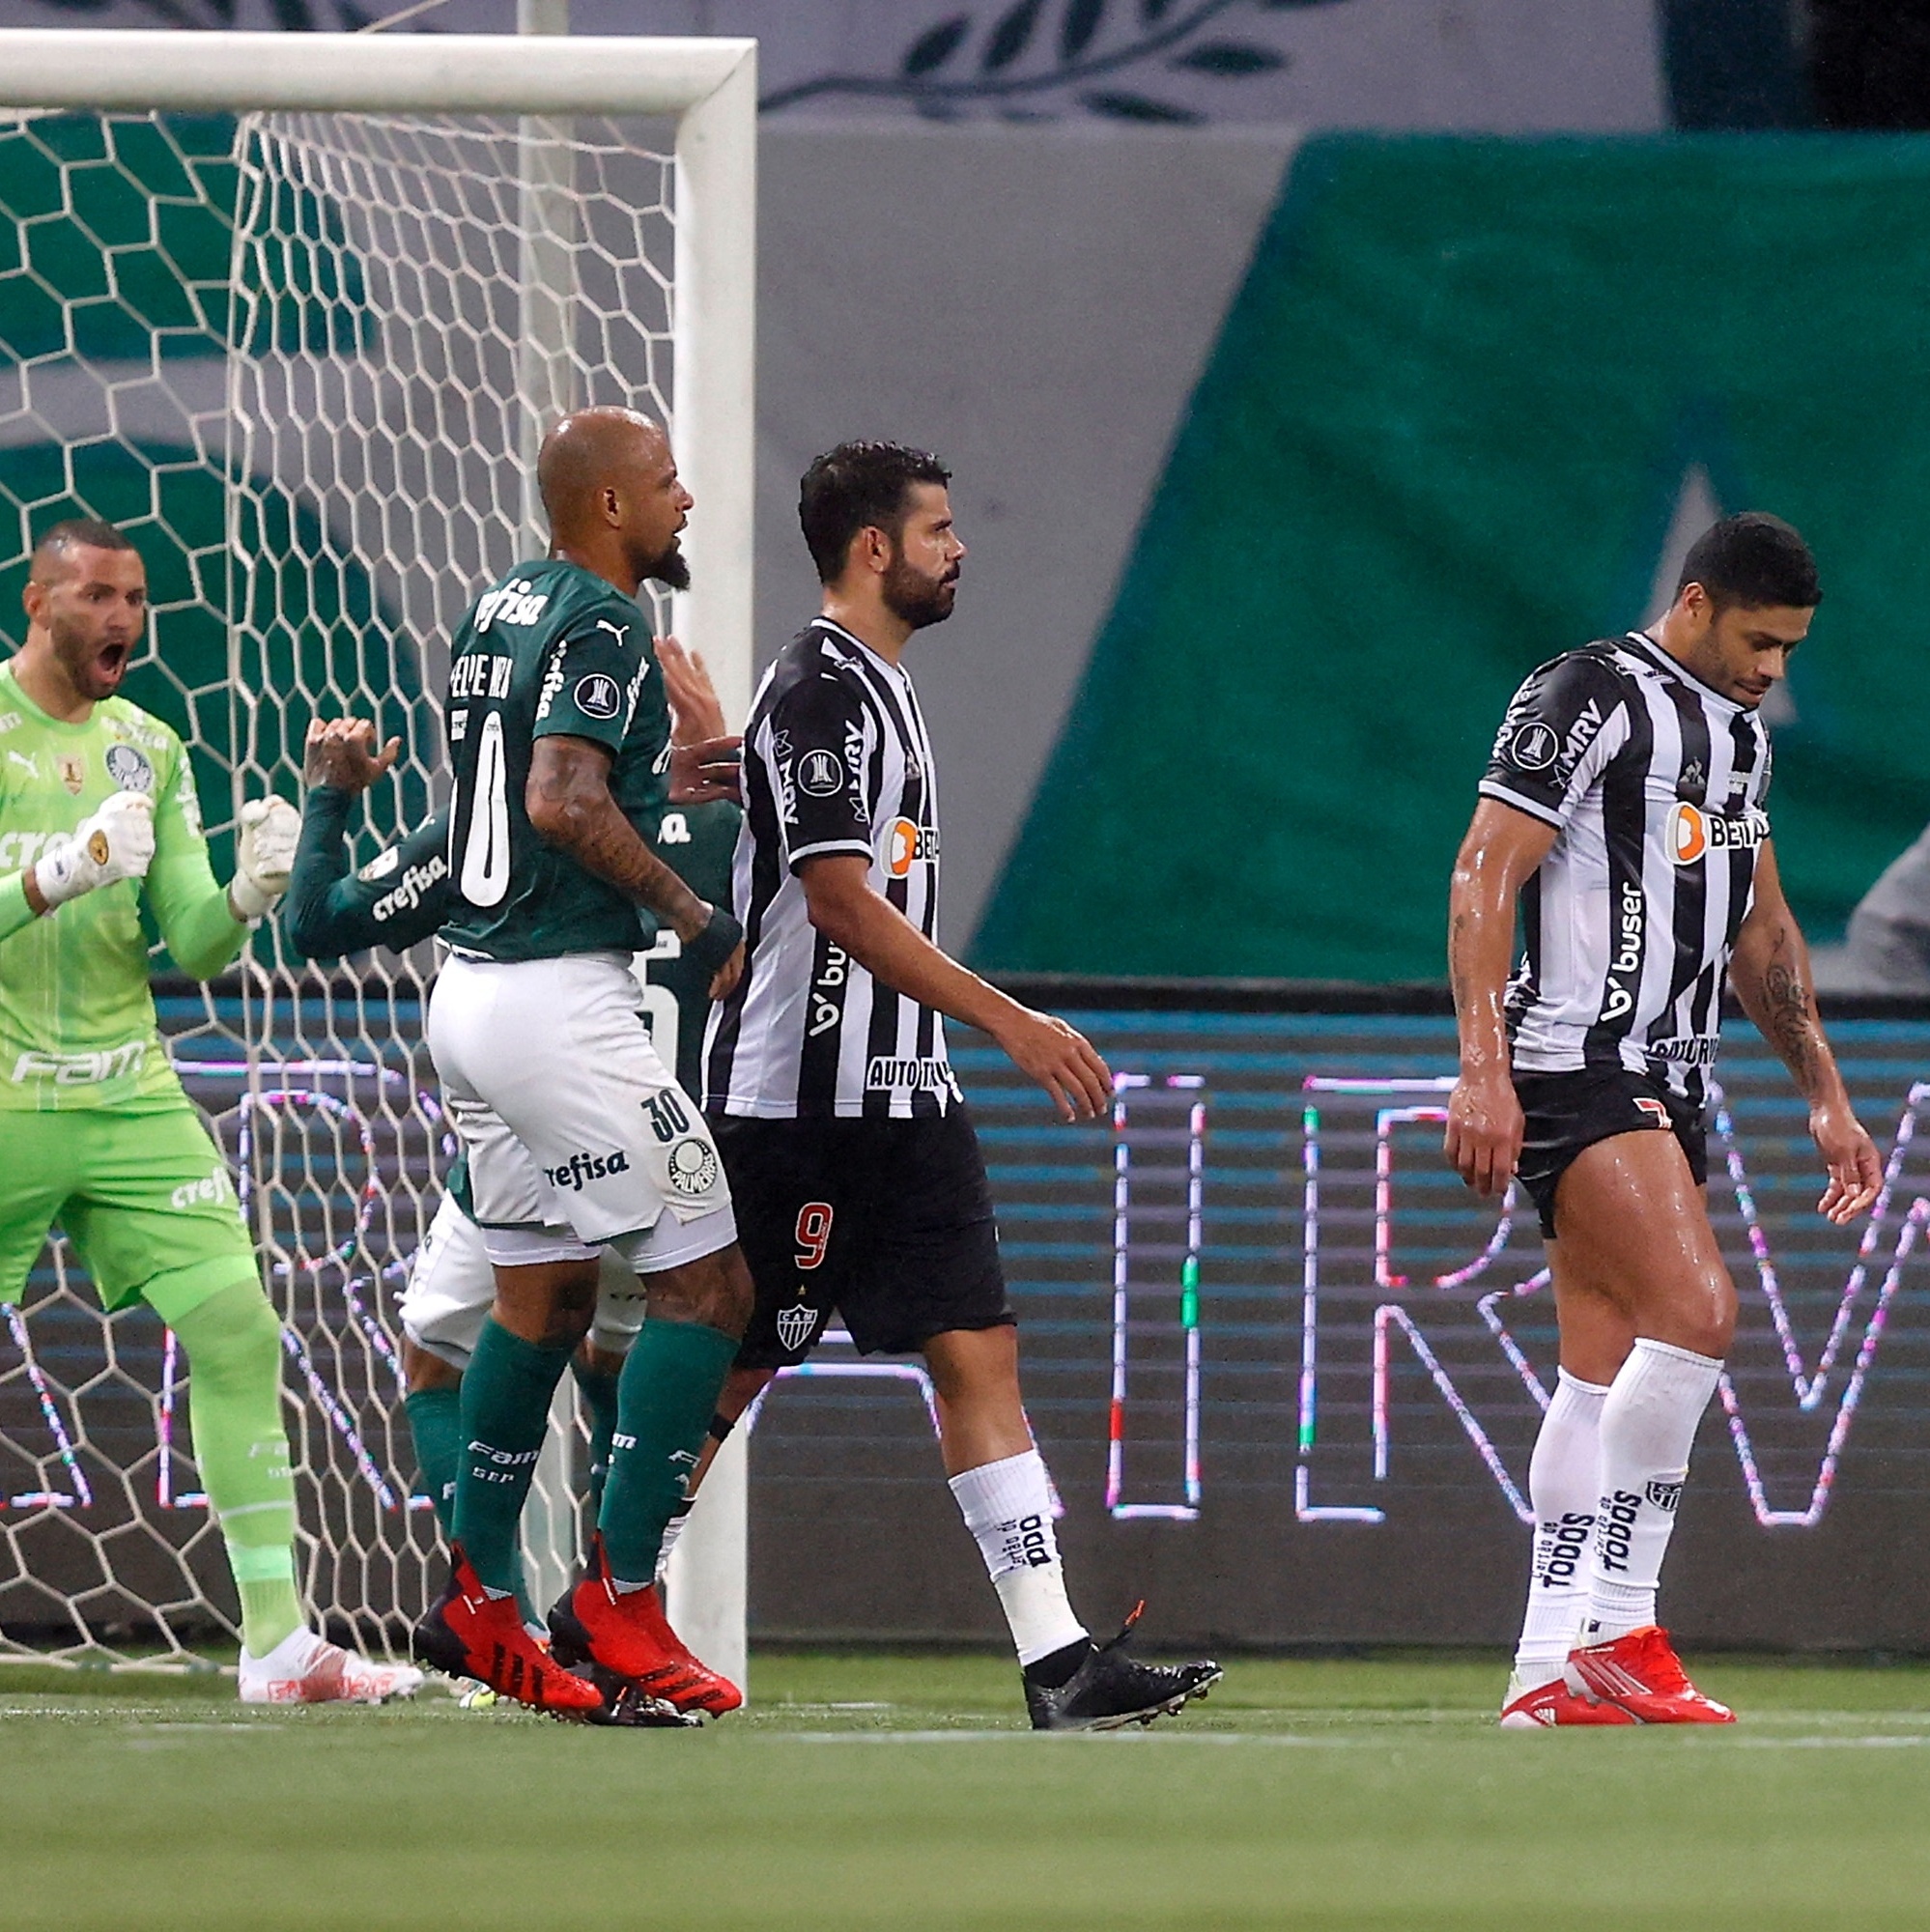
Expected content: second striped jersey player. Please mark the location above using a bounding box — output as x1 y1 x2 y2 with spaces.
1480 625 1773 1113
1446 513 1880 1730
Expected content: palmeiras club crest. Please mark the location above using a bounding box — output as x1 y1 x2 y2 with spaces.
776 1303 817 1354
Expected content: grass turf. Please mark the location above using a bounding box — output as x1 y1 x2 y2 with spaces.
1 1652 1928 1931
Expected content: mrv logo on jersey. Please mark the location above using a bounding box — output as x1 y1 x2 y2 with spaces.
1667 802 1769 865
544 1150 631 1191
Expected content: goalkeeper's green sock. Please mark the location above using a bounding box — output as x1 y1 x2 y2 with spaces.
407 1380 541 1624
453 1319 572 1596
597 1319 738 1586
170 1279 303 1658
572 1355 622 1519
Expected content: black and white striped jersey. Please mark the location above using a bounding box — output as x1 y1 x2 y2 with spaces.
1480 630 1773 1103
705 618 958 1120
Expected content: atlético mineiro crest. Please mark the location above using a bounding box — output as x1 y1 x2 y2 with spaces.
776 1303 816 1355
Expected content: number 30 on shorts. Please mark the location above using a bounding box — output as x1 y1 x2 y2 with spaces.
794 1202 834 1270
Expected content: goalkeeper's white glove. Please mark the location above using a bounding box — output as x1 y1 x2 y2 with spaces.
229 796 302 922
33 791 156 909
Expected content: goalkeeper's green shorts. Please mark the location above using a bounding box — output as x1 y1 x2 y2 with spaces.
0 1104 260 1321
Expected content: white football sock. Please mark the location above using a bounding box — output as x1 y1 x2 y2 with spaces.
1582 1338 1722 1643
1512 1368 1610 1690
948 1449 1088 1667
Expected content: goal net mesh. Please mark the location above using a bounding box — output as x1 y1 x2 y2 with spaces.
0 106 676 1664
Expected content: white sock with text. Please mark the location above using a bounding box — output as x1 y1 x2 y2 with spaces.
1513 1368 1610 1689
948 1449 1088 1666
1583 1339 1722 1643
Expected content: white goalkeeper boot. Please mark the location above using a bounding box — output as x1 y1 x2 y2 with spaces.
239 1627 425 1705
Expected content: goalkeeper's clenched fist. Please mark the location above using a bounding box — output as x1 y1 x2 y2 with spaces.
229 796 302 922
25 788 156 912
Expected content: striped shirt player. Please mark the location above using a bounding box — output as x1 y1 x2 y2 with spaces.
1480 628 1772 1116
1450 514 1881 1734
694 440 1216 1734
706 615 954 1119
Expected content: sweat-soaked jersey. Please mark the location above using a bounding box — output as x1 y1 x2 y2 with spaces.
0 661 245 1113
440 558 669 962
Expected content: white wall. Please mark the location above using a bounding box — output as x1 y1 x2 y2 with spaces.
755 123 1299 946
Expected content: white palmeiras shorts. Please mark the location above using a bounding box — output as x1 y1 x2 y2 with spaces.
399 1194 649 1370
426 950 735 1273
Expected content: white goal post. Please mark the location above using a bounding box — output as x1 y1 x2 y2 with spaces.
0 28 752 1687
0 28 757 728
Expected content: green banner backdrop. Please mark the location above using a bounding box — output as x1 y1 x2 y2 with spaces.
976 134 1930 980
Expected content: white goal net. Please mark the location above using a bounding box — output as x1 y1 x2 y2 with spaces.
0 37 752 1667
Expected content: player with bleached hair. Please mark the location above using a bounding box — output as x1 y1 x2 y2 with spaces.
0 519 422 1704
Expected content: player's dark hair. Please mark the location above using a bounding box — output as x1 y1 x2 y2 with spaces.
798 441 951 584
1676 513 1821 611
30 519 137 574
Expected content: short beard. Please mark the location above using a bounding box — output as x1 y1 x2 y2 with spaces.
880 556 957 632
642 540 692 593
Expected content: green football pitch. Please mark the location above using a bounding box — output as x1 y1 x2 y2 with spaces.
2 1652 1928 1932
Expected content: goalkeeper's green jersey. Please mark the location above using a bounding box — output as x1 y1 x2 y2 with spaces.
0 660 246 1113
440 557 671 962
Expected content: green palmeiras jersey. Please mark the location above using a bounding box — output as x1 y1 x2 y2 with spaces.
440 557 670 962
0 660 246 1113
287 790 741 1099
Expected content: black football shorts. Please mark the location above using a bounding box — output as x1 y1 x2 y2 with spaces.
1514 1065 1708 1240
712 1104 1014 1370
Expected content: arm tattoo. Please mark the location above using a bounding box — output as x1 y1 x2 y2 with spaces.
527 738 706 937
1760 927 1825 1095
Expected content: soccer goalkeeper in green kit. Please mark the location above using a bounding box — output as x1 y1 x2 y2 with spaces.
0 520 421 1704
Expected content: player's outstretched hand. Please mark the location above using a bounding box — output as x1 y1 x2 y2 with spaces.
32 791 156 908
659 636 730 746
668 736 744 806
1444 1071 1522 1198
994 1007 1113 1122
1811 1097 1883 1226
304 718 400 795
230 797 302 921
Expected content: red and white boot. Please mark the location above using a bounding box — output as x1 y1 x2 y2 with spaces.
1564 1626 1735 1724
1499 1672 1637 1729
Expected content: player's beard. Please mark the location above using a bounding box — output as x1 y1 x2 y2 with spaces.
880 555 959 631
51 613 134 700
641 538 692 592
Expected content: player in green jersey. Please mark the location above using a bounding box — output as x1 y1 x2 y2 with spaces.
413 407 756 1721
284 643 743 1629
0 520 422 1704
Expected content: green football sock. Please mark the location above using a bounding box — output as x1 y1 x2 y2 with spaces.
169 1279 303 1658
572 1356 622 1518
403 1385 463 1532
597 1319 738 1585
452 1319 572 1594
407 1380 539 1622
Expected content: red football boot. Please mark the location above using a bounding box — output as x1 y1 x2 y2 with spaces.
412 1545 605 1718
548 1533 744 1719
1498 1674 1637 1729
1564 1626 1735 1724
